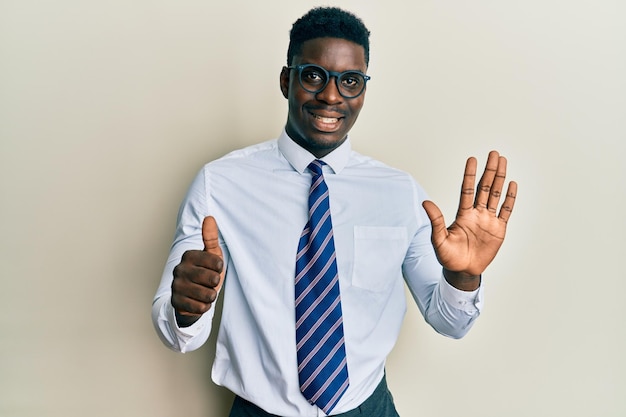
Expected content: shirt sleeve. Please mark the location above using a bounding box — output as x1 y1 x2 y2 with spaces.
151 166 218 352
151 295 213 353
401 179 483 339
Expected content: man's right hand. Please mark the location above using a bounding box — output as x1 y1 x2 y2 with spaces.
171 216 224 327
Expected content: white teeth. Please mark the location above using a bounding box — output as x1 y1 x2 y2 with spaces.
313 114 339 123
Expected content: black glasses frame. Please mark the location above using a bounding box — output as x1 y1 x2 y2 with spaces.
287 64 371 99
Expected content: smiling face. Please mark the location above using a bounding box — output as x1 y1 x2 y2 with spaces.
280 37 367 158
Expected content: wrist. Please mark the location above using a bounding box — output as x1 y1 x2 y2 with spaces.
175 310 202 328
443 269 481 291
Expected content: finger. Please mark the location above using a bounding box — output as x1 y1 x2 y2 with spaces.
422 200 448 248
176 280 219 306
474 151 500 209
486 156 507 213
202 216 222 257
177 310 202 317
202 215 225 291
458 156 477 215
172 270 220 316
497 181 518 223
173 293 213 316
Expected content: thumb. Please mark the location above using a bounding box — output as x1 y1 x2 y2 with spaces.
202 216 225 293
422 200 448 245
202 216 223 259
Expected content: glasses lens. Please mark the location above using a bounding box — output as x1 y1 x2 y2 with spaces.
299 66 328 92
338 72 366 98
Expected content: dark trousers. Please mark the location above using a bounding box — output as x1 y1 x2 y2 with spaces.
228 375 400 417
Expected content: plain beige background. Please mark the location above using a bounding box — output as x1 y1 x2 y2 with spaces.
1 0 624 416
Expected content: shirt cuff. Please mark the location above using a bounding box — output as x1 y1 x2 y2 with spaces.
153 295 210 353
439 274 483 315
164 302 208 352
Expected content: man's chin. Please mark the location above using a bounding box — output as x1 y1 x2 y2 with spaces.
305 134 347 155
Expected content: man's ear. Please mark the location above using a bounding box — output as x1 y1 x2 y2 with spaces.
279 66 290 99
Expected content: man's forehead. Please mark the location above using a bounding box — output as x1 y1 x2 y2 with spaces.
294 37 367 66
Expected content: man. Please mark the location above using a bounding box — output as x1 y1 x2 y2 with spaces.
152 7 517 417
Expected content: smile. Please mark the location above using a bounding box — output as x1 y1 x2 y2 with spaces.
308 109 344 123
312 114 340 123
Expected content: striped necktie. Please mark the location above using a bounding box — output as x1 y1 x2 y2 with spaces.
295 160 349 414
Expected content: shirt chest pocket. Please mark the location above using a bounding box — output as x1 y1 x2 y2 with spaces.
351 226 408 292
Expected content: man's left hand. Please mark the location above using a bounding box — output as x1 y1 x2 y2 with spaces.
422 151 518 290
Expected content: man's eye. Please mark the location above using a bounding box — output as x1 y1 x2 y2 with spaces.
341 75 361 88
302 70 325 83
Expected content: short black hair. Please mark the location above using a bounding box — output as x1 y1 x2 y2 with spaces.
287 7 370 66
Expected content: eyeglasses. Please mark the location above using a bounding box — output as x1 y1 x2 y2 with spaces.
287 64 370 99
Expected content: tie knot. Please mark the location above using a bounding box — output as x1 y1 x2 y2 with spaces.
308 160 325 176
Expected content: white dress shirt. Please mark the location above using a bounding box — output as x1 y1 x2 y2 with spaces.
152 131 483 416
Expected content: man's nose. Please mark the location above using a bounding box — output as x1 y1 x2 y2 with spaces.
315 77 343 104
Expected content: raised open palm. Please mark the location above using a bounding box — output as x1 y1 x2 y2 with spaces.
422 151 518 278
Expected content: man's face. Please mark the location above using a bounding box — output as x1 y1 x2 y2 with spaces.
280 37 367 158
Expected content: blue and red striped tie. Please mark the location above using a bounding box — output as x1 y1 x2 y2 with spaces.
295 160 349 414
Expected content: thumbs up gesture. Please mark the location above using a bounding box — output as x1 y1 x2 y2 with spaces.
171 216 225 327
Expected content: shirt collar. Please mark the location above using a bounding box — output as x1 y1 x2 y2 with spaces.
277 129 351 175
